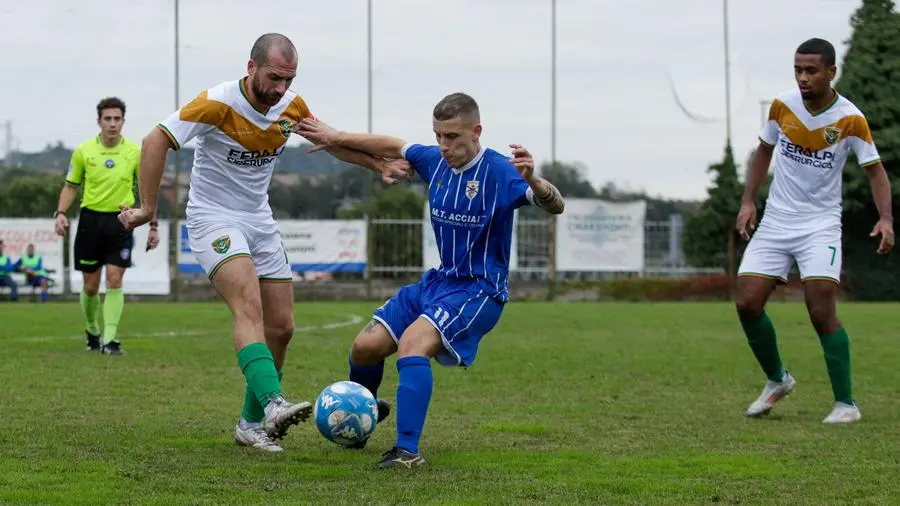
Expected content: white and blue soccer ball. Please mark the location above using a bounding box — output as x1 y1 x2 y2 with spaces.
313 380 379 446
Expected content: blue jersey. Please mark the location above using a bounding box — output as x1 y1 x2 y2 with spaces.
402 143 534 301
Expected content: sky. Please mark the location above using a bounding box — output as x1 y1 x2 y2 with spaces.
0 0 874 200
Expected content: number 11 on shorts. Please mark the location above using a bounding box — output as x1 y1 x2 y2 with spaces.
434 307 451 327
828 246 837 266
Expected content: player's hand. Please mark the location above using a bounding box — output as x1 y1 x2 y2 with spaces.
117 204 152 232
379 158 413 184
54 214 69 237
292 118 338 153
870 218 894 254
509 143 535 181
146 228 161 251
736 201 757 241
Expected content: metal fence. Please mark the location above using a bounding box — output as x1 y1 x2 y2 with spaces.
367 216 721 281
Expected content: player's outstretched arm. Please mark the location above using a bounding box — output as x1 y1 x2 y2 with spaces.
320 146 411 184
530 178 565 215
509 144 565 215
118 127 173 231
293 118 406 160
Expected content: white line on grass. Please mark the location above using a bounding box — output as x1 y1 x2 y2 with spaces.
26 314 366 343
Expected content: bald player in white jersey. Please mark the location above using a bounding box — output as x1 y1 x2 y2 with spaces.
118 33 411 452
734 38 893 425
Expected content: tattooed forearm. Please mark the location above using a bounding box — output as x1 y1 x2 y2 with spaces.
532 179 565 214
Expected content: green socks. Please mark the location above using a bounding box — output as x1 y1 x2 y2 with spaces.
242 369 283 423
742 311 854 404
741 312 786 382
237 342 283 410
80 291 101 335
819 328 854 405
102 288 125 345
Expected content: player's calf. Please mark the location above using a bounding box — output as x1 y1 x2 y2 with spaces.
804 280 857 413
735 275 789 392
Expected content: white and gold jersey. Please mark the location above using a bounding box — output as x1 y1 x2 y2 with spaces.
157 79 314 226
759 89 880 225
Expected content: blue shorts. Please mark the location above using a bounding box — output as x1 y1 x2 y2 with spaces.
373 269 504 367
27 275 46 287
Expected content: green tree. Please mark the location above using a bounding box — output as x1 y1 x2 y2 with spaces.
538 161 600 199
0 173 64 218
834 0 900 299
682 143 743 269
339 185 426 277
518 161 599 220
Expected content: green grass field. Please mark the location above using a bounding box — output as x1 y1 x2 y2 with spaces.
1 300 899 505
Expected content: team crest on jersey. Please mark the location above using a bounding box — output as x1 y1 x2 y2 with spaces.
824 126 841 146
105 159 115 169
211 235 231 255
465 180 480 200
277 119 293 138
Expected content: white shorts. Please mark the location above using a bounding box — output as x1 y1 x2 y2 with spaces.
187 218 292 281
738 219 842 284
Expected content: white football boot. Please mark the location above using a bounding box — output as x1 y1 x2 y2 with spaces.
822 402 861 424
235 422 284 453
262 396 313 440
746 372 796 417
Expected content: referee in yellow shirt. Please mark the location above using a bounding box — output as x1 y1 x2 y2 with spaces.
54 97 160 355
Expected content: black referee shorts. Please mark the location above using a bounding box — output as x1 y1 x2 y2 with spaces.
73 208 135 272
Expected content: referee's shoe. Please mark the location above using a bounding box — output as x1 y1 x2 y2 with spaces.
85 331 101 352
101 339 125 356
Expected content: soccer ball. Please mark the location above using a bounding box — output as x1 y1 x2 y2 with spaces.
313 380 379 446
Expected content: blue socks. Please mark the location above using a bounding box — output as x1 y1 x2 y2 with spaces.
349 357 385 399
395 356 433 454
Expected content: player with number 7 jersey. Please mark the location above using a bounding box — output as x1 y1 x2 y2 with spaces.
734 38 894 426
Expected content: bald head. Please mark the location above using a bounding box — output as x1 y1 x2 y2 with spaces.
250 33 297 67
246 33 298 108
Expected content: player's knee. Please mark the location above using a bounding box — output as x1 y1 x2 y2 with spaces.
351 326 394 365
396 321 443 359
806 303 837 334
735 295 764 321
266 317 294 344
104 267 124 289
83 277 100 296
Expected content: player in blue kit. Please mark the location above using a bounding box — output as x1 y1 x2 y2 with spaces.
294 92 566 469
